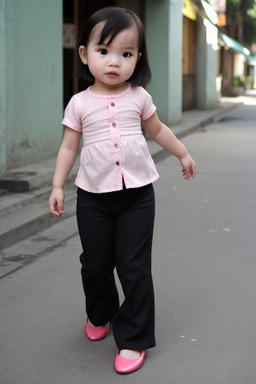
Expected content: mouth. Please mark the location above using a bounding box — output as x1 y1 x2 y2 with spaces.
106 72 118 79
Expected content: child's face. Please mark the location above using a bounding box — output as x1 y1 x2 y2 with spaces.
79 22 141 92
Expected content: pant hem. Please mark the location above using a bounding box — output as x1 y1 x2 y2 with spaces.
116 342 156 350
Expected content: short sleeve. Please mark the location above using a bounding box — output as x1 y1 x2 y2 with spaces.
139 87 157 121
62 95 82 132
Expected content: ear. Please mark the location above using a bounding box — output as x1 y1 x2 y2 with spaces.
78 45 88 65
137 52 142 63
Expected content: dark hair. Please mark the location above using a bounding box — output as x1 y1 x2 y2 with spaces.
77 7 151 88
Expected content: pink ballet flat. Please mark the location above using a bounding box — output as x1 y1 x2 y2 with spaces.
114 350 146 374
85 316 110 341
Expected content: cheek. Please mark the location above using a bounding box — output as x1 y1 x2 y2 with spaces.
125 60 138 74
88 54 97 65
87 55 102 71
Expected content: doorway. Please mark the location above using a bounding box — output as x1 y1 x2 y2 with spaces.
63 0 116 107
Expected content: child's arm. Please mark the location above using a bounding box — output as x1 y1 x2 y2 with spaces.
142 112 196 180
49 127 81 216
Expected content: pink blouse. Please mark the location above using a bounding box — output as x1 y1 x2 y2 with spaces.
62 84 159 193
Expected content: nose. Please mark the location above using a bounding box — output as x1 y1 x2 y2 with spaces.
108 54 120 67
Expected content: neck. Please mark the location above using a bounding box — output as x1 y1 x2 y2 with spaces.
90 82 129 95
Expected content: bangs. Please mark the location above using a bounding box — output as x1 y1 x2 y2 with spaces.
97 14 133 46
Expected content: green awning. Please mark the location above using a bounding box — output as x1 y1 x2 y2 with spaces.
220 33 255 61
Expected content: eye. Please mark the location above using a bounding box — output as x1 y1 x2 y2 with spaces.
122 52 132 58
99 48 108 55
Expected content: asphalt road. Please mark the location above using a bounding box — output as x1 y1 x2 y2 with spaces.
1 98 256 384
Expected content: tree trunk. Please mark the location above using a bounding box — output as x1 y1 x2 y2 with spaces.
237 10 243 42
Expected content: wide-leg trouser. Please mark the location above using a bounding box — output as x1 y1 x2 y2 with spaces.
76 183 156 350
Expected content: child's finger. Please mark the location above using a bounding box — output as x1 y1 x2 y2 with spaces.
50 202 61 216
57 202 65 216
49 199 64 216
191 166 196 178
181 166 196 180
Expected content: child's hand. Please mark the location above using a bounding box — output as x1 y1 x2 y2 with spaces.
179 153 196 180
49 187 65 216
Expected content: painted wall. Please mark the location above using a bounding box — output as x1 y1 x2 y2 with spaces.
1 0 63 174
0 0 7 176
116 0 142 15
196 18 218 109
233 53 245 77
145 0 183 125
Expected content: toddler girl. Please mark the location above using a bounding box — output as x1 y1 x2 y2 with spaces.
49 7 196 374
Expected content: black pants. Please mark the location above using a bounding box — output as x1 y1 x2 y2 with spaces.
76 183 156 350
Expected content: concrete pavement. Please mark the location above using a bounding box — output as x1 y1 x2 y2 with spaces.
1 94 256 383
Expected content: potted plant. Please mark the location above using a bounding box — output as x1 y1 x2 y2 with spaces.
233 76 244 96
244 76 252 90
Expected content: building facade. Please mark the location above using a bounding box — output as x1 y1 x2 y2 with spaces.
0 0 63 175
0 0 218 177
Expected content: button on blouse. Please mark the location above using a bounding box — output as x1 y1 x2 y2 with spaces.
62 84 159 193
